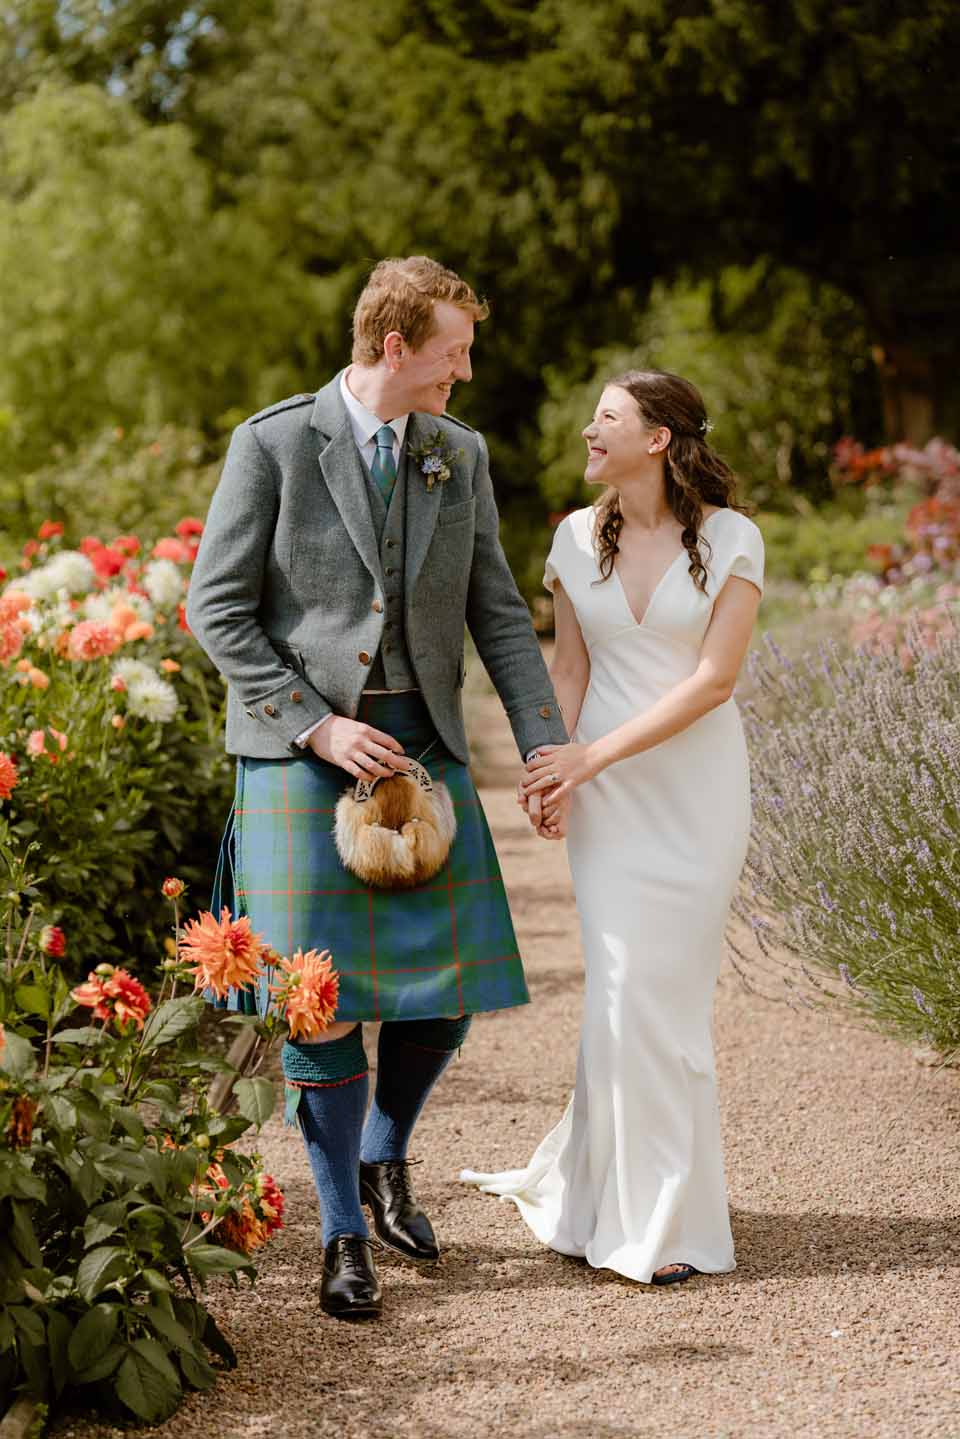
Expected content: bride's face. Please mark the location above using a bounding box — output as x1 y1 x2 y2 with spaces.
582 385 653 487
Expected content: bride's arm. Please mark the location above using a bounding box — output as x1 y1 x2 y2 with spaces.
525 575 760 796
548 581 590 736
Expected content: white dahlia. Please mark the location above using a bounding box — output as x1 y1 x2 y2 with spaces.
126 674 178 723
142 559 185 611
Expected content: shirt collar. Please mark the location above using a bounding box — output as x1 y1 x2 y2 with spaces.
340 369 410 449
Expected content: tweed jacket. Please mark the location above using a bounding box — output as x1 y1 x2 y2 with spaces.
186 373 568 764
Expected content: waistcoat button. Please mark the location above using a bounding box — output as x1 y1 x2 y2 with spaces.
358 651 371 665
538 705 552 718
290 690 303 703
263 703 276 717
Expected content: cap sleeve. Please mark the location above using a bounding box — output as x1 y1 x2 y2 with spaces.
542 519 567 594
727 517 765 595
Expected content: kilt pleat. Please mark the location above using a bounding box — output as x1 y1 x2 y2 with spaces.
207 691 529 1022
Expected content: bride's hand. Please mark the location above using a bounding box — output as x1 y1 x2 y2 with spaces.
522 743 597 800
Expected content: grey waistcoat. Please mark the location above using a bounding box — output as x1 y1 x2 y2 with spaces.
363 451 417 691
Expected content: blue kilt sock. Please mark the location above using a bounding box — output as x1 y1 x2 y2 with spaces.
360 1015 472 1164
285 1025 370 1245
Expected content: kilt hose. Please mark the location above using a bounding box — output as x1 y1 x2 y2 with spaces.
208 691 530 1023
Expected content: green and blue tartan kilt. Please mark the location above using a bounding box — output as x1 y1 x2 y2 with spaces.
207 691 529 1022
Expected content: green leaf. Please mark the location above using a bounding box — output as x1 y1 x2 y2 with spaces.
75 1246 128 1302
13 984 49 1019
76 1341 125 1384
115 1346 181 1424
234 1076 276 1128
9 1201 41 1267
10 1304 45 1346
184 1244 253 1279
51 1026 104 1047
42 1092 77 1132
0 1031 37 1080
141 1268 172 1294
72 1091 112 1140
83 1201 126 1249
140 995 204 1054
113 1106 145 1142
144 1304 195 1353
201 1309 237 1368
179 1345 217 1390
68 1304 120 1377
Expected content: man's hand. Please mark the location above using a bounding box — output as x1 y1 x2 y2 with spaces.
517 768 568 841
307 716 410 780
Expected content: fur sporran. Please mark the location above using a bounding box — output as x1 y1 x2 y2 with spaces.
333 758 457 890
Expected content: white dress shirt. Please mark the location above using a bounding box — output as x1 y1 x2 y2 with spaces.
294 373 412 747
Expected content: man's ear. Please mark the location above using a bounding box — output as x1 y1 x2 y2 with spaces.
383 330 405 371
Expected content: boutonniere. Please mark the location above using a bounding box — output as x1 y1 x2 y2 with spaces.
408 430 463 491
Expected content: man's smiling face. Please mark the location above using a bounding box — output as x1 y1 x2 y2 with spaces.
395 301 475 415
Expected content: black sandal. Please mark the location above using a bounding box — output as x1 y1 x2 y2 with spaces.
651 1264 699 1286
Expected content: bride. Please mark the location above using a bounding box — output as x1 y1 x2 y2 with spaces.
461 369 763 1284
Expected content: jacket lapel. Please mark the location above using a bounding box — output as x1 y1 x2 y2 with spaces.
404 412 443 600
310 374 382 584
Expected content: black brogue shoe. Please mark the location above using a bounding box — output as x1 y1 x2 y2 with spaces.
320 1234 382 1319
359 1159 440 1263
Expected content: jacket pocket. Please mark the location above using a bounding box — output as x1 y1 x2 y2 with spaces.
269 638 306 676
437 497 476 528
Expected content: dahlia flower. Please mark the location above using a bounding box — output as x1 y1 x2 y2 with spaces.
67 621 120 662
179 908 266 999
27 668 49 690
161 877 185 900
270 948 339 1041
0 591 33 622
0 752 18 802
151 539 192 565
0 621 23 666
37 520 64 540
111 658 156 689
39 925 66 959
126 674 178 723
217 1201 269 1256
71 966 151 1029
143 557 186 609
175 517 204 539
26 730 46 757
255 1172 285 1233
20 551 96 599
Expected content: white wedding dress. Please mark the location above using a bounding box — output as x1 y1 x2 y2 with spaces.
462 506 764 1282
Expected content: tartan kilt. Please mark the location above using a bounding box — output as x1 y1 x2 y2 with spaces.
208 691 529 1022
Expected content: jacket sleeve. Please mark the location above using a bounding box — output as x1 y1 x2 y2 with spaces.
186 423 333 747
464 433 568 757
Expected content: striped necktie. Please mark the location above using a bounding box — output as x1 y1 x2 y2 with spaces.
371 424 397 503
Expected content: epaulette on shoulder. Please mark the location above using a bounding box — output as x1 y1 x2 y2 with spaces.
442 412 478 436
248 393 315 425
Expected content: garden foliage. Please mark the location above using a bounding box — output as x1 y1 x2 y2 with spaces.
0 520 234 966
0 873 285 1425
732 628 960 1055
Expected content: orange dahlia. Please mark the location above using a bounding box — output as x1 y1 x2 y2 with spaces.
217 1201 269 1256
67 621 119 661
71 966 151 1029
255 1172 285 1233
0 752 18 802
179 907 266 999
269 948 339 1042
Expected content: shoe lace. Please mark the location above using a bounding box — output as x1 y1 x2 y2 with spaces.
382 1159 417 1206
337 1237 371 1274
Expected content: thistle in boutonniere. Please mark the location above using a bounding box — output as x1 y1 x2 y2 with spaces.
408 431 463 491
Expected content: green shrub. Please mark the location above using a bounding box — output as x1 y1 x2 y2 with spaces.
0 868 285 1425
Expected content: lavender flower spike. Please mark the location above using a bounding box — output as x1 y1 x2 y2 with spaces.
912 986 935 1019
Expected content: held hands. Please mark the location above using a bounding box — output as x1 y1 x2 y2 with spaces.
307 715 411 780
522 743 597 802
518 745 586 840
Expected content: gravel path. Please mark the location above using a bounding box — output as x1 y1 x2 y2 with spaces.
56 689 960 1439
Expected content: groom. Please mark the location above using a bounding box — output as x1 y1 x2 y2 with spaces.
188 255 567 1318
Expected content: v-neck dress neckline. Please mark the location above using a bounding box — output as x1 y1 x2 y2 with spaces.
611 510 722 628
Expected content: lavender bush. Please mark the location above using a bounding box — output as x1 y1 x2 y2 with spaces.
730 627 960 1054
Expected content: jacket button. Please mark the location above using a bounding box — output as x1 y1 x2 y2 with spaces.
263 703 276 717
358 651 371 665
539 705 551 718
290 690 303 703
371 599 383 613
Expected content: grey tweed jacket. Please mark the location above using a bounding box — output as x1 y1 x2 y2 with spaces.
186 373 567 764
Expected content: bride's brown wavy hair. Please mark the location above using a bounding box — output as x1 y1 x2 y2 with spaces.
594 370 749 593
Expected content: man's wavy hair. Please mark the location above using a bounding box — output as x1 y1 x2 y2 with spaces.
594 369 749 593
352 255 489 364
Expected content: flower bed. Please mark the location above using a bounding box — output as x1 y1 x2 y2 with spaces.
1 520 234 966
731 628 960 1055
